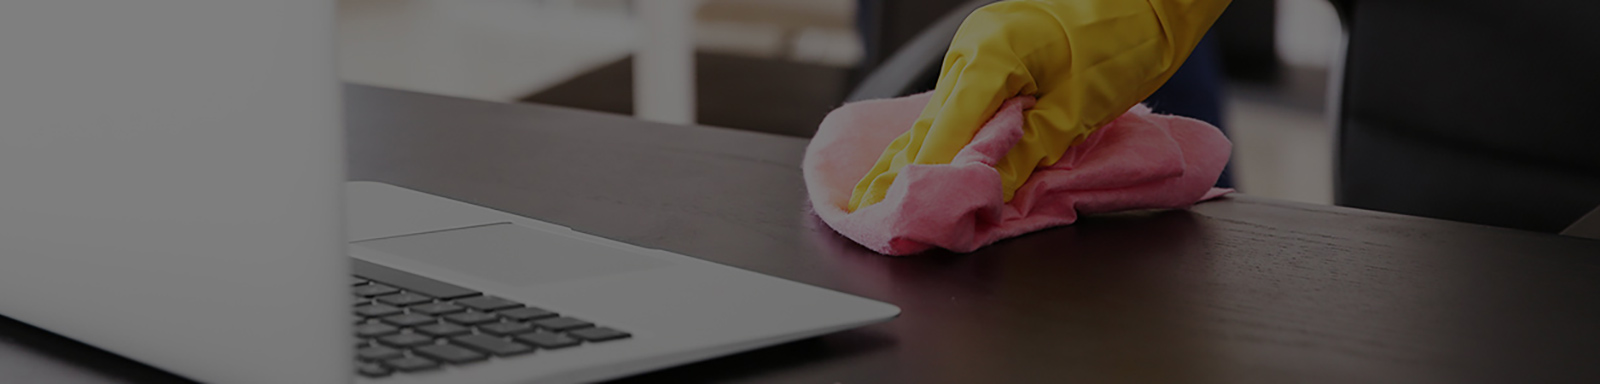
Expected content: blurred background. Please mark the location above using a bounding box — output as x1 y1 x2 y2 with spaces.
339 0 1343 205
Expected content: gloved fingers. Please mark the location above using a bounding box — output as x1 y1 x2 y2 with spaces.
846 130 912 211
847 52 1034 211
850 0 1233 210
992 101 1090 201
915 53 1037 165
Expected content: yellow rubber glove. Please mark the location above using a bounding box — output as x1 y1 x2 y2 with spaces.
848 0 1231 211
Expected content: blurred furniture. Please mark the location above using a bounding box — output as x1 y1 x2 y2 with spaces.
854 0 976 70
1212 0 1280 82
847 0 992 102
337 0 638 102
525 52 849 138
1328 0 1600 233
633 0 699 124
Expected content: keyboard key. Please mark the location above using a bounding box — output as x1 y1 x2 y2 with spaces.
356 345 403 361
414 322 472 337
533 317 593 331
515 332 581 349
413 344 488 365
569 327 631 342
353 259 481 300
355 323 400 338
451 334 533 356
353 284 400 297
455 296 523 312
353 277 369 286
353 296 369 306
382 356 440 372
354 304 402 318
410 302 466 316
376 292 433 307
380 313 437 328
478 322 535 336
377 333 434 348
353 315 366 324
443 311 499 326
357 362 391 378
498 307 557 321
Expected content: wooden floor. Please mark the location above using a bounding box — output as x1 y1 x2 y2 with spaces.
523 52 853 138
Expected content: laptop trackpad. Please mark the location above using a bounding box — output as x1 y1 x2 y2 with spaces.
352 223 673 287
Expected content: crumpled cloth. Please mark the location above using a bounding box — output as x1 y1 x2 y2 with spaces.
803 92 1233 256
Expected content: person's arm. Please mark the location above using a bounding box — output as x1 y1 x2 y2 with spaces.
849 0 1232 211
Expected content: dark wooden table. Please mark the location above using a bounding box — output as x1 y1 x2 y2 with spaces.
5 85 1600 383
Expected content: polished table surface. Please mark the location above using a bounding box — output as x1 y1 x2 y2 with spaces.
5 85 1600 383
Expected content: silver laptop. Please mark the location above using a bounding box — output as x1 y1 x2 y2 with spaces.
0 1 898 383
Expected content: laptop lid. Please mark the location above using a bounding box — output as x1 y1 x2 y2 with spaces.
0 0 347 383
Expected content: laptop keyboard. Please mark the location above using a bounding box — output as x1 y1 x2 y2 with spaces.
351 259 631 378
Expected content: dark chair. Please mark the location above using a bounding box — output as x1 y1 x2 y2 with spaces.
848 0 995 102
1567 206 1600 240
1328 0 1600 233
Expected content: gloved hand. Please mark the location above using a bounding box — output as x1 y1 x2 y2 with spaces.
848 0 1231 211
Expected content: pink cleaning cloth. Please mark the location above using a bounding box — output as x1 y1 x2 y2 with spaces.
803 92 1233 256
